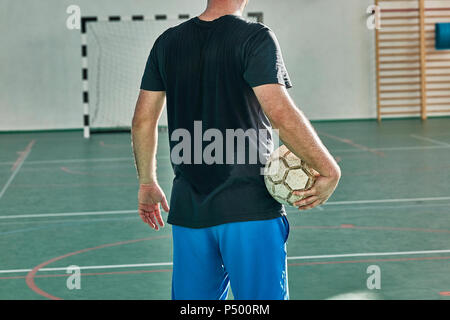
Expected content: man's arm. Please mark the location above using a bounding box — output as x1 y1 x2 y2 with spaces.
131 89 169 230
253 84 341 210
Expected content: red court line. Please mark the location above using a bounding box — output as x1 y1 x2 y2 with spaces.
342 164 450 177
11 140 35 172
8 255 450 282
25 235 170 300
60 166 134 178
60 167 89 175
2 269 173 280
318 131 385 157
291 225 450 234
288 256 450 267
24 225 450 299
12 182 136 188
99 141 130 148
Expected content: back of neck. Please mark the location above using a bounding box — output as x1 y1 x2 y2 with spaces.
198 7 242 21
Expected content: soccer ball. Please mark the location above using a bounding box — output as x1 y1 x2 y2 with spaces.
264 145 316 206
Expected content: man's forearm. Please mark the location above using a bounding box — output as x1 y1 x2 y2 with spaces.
131 122 158 184
131 90 166 184
256 85 340 179
276 106 340 179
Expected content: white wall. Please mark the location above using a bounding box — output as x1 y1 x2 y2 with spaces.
0 0 376 131
258 0 376 120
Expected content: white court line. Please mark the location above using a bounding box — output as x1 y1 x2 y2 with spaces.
0 157 133 166
314 202 450 212
2 202 449 226
1 196 449 220
24 157 133 165
1 249 449 274
323 196 450 206
287 249 450 261
0 210 137 220
0 262 174 274
333 145 450 153
0 143 449 167
0 140 35 200
410 134 450 147
410 134 450 146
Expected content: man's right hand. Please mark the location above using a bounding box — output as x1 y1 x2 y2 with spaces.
138 182 170 230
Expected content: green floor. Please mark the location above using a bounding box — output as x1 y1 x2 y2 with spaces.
0 118 449 300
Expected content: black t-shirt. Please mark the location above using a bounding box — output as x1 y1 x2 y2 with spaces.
141 14 292 228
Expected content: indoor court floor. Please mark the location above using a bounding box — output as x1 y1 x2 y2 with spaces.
0 118 449 300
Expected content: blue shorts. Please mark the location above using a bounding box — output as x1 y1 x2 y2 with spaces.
171 216 290 300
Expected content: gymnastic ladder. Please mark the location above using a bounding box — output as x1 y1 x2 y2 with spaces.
375 0 450 120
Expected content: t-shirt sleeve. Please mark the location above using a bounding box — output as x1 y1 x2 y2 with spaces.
243 28 292 89
140 38 165 91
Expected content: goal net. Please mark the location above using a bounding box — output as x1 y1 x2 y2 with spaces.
82 13 262 135
86 19 177 131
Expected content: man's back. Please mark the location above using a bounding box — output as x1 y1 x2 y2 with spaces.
141 15 291 228
133 1 340 300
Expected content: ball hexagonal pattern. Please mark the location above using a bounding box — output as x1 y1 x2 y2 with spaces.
264 145 316 207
